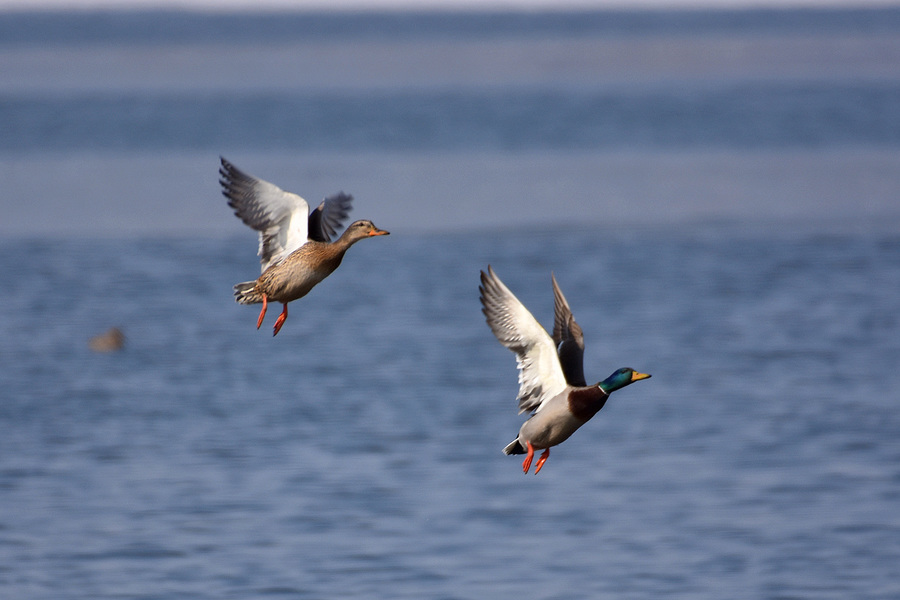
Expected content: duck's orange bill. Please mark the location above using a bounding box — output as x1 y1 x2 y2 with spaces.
631 371 652 381
368 229 390 236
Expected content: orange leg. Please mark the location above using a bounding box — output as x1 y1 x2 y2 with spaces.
534 448 550 474
256 294 268 329
272 303 289 336
522 441 535 474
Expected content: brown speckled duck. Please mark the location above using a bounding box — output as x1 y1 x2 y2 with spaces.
220 157 389 336
479 266 651 474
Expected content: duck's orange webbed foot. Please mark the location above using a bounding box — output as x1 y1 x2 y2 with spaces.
522 441 535 474
272 303 288 337
534 449 550 475
256 294 268 329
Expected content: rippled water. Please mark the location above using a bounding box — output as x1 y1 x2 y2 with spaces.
2 225 899 599
2 7 900 598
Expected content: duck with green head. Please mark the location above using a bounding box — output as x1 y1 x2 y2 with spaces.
479 266 651 474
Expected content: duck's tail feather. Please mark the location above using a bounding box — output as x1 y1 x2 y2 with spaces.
503 438 526 455
234 281 263 305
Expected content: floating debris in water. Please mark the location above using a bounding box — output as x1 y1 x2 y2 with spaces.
89 327 125 353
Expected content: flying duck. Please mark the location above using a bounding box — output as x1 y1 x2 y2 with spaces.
479 266 650 474
221 157 389 336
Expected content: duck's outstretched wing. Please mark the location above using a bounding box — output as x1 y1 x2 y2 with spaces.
219 157 310 272
551 273 587 387
480 266 568 414
307 192 353 243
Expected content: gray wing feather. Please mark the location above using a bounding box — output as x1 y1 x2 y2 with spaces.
551 273 587 387
219 156 310 272
479 266 568 414
308 192 353 242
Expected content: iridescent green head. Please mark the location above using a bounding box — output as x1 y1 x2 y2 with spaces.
598 368 651 394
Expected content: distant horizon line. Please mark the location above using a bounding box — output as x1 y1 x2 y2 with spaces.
1 0 899 14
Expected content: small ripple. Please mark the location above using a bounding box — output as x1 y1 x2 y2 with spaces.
58 543 186 562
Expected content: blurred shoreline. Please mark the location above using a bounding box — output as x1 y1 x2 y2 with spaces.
2 7 898 236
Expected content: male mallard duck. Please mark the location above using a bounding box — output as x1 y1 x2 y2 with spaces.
479 266 650 474
220 157 389 336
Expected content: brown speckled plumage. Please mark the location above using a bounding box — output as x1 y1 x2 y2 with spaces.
221 157 388 336
234 220 389 309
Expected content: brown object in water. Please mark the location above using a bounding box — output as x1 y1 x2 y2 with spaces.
89 327 125 353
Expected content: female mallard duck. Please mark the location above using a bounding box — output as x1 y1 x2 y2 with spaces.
220 157 389 336
479 266 650 474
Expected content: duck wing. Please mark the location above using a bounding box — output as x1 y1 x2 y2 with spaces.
219 157 310 272
307 192 354 243
551 273 587 387
480 266 569 414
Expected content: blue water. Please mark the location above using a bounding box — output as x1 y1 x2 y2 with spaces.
2 7 900 600
2 227 900 599
5 82 900 153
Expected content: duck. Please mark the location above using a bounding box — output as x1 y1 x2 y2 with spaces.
88 327 125 353
220 157 389 336
479 266 650 474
